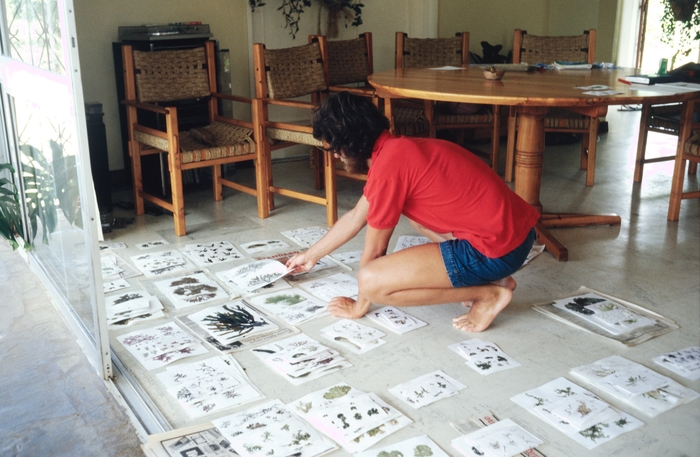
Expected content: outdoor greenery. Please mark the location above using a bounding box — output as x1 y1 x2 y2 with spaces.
661 0 700 69
248 0 364 39
0 163 26 250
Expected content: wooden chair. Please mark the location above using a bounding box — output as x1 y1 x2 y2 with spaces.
505 29 601 186
252 38 338 226
308 32 430 187
121 41 267 236
668 99 700 220
634 102 699 183
395 31 501 171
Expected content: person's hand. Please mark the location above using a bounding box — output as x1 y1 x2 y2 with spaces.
327 296 368 319
285 251 317 274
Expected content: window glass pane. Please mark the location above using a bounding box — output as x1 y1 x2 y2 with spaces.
3 0 65 74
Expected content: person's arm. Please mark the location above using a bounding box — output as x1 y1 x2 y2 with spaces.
327 224 394 319
286 195 370 272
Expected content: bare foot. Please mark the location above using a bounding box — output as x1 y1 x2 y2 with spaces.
453 287 513 332
461 277 516 308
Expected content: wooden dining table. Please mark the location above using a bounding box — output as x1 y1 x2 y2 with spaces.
368 67 700 261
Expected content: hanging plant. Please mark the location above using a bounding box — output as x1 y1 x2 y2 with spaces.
249 0 364 39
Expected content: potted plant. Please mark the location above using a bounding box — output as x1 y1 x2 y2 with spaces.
249 0 364 39
0 162 29 250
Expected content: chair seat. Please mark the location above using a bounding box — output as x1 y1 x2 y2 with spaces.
684 129 700 156
267 127 322 147
134 122 256 164
435 110 494 124
394 106 430 136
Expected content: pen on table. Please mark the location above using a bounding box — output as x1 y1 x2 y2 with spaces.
617 78 631 85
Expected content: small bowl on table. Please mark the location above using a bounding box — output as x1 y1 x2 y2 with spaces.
483 67 505 80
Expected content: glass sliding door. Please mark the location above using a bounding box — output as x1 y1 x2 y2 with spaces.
0 0 110 377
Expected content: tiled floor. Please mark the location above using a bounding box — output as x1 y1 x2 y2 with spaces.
1 106 698 456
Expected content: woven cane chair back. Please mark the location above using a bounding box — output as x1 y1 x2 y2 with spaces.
326 36 371 86
400 36 465 68
263 42 327 99
516 31 594 65
132 48 211 103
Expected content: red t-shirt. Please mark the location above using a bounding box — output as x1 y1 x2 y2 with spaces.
364 132 540 258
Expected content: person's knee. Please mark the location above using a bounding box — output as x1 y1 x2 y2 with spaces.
357 267 385 302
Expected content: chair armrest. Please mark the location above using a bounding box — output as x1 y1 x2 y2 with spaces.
121 100 168 115
214 114 253 130
264 98 316 110
328 85 377 98
213 92 253 105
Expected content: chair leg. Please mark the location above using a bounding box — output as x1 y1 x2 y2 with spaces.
491 104 500 173
505 107 518 182
169 158 186 236
689 161 698 175
634 103 652 183
323 149 338 226
212 164 223 201
129 140 145 216
585 117 599 187
668 156 687 221
313 148 324 190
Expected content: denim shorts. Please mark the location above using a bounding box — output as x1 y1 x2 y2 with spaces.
439 228 536 287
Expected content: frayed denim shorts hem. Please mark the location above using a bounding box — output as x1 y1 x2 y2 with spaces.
439 228 536 287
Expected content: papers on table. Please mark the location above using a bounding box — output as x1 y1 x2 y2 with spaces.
511 377 643 449
251 333 352 385
320 319 387 354
570 355 699 417
452 418 542 457
156 355 263 418
356 435 448 457
365 306 427 334
449 338 521 375
116 321 207 370
213 399 337 457
652 346 700 381
290 383 411 453
154 271 229 309
389 370 467 409
532 287 678 345
246 288 328 325
105 289 165 327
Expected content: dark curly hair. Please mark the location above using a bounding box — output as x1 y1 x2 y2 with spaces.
312 91 389 174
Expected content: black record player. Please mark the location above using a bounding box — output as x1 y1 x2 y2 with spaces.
118 23 212 42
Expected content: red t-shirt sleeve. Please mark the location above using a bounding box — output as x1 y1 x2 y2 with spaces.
364 175 407 229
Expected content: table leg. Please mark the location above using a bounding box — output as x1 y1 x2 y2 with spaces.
514 107 621 262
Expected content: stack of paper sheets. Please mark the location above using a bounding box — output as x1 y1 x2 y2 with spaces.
101 252 140 282
570 355 699 417
251 333 352 385
652 346 700 381
551 292 655 335
246 288 328 325
299 273 359 302
105 289 164 327
179 241 245 266
320 319 387 354
511 377 643 449
365 306 427 334
449 338 521 375
290 383 412 453
452 418 543 457
356 435 448 457
213 399 337 457
389 370 467 409
153 271 229 309
184 300 280 347
116 321 208 370
130 249 195 277
214 260 291 293
156 355 263 418
281 226 328 247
